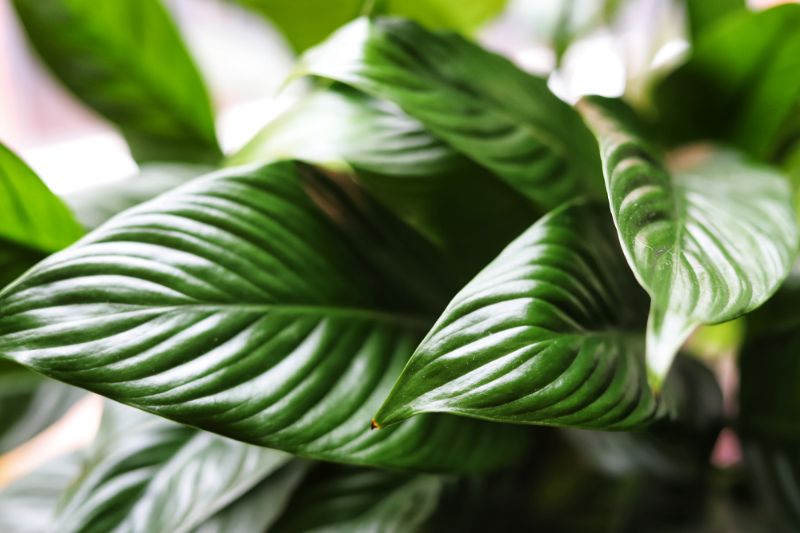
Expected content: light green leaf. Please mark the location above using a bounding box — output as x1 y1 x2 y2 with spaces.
234 0 505 53
300 17 603 210
12 0 221 164
0 143 83 258
0 161 530 471
271 464 443 533
579 97 797 386
192 462 308 533
50 402 290 533
684 0 744 40
373 200 663 430
0 360 84 454
232 84 537 279
0 452 83 533
386 0 506 33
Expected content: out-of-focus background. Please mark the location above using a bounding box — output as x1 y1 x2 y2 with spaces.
0 0 787 195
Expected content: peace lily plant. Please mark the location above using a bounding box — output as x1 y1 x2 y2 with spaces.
1 0 800 531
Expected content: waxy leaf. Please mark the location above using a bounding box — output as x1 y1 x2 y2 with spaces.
0 161 530 471
12 0 221 164
233 84 536 278
272 464 443 533
374 201 662 430
300 17 603 209
579 97 797 385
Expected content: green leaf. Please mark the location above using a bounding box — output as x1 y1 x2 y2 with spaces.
684 0 744 40
0 143 83 259
0 360 84 454
12 0 221 164
385 0 506 33
271 464 443 533
0 452 83 533
192 462 308 533
49 402 290 533
234 0 363 53
233 0 505 53
300 17 603 210
374 200 664 430
232 84 537 279
655 4 800 161
578 97 797 386
0 161 530 471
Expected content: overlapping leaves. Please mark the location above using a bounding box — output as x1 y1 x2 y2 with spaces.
374 201 661 429
0 161 529 471
300 17 603 209
579 96 797 385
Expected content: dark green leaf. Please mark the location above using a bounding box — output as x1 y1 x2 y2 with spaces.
655 4 800 161
374 200 662 430
579 97 797 386
740 308 800 531
0 161 530 471
12 0 221 164
300 17 603 210
232 84 537 279
272 463 443 533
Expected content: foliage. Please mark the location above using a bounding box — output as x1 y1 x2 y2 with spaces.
1 0 799 531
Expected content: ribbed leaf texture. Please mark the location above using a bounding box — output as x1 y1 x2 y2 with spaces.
233 84 536 279
48 403 289 533
300 17 603 209
0 161 530 471
374 200 670 430
579 96 797 386
12 0 221 163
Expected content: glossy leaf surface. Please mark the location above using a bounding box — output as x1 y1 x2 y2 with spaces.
579 97 797 385
374 201 662 430
301 17 603 209
0 161 530 471
50 402 290 533
12 0 221 163
233 84 536 279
